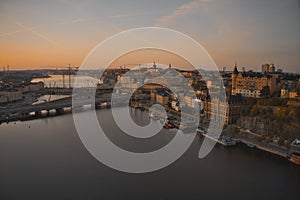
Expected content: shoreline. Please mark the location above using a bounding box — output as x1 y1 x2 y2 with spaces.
1 103 299 166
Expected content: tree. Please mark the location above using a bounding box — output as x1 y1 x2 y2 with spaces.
265 136 273 144
240 105 251 116
254 135 263 142
277 136 285 146
250 106 259 116
260 86 270 98
232 126 240 135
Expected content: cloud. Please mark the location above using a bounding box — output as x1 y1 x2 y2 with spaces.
155 0 210 26
71 18 85 23
15 22 58 46
0 26 35 37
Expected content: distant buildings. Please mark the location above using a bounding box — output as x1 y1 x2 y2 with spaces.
0 89 22 102
0 82 44 104
281 88 298 99
0 95 7 104
156 93 169 105
231 62 278 98
261 63 276 74
20 82 44 92
204 96 244 125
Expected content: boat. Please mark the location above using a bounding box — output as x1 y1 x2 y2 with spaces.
233 138 241 143
288 152 300 165
222 137 237 146
247 143 256 148
163 119 174 129
149 112 154 118
196 128 205 133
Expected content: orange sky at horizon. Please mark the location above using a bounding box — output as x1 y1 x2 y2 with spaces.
0 42 220 70
1 1 299 72
108 49 194 70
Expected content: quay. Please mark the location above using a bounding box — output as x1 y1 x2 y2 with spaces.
238 138 287 158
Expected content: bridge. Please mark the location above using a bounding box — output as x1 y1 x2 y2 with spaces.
0 92 129 123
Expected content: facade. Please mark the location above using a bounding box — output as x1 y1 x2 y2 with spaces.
0 89 22 102
261 63 276 74
232 63 278 98
19 82 44 92
28 82 44 91
0 95 8 104
183 93 197 108
171 100 180 111
281 88 289 98
281 88 297 99
289 91 298 99
204 96 243 125
156 94 169 105
280 88 298 99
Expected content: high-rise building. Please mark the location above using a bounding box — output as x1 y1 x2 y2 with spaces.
269 64 276 73
261 63 276 74
261 64 270 74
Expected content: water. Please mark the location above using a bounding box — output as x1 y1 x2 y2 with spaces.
31 75 100 88
0 108 299 200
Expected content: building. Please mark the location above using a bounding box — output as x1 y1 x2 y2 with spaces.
0 89 22 102
204 95 244 125
289 91 298 99
269 64 276 73
281 88 289 98
171 100 180 111
232 62 278 98
28 82 44 91
156 93 169 105
183 92 197 108
261 64 270 74
18 82 44 92
281 88 298 99
261 63 276 74
0 95 8 104
117 75 141 92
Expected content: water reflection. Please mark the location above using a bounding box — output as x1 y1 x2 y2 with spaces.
32 75 100 88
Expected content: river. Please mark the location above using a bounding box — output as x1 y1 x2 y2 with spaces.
0 108 299 200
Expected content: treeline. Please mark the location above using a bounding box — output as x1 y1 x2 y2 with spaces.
237 97 300 141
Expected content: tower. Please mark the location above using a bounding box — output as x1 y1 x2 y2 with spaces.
233 61 238 74
153 61 157 70
231 61 239 91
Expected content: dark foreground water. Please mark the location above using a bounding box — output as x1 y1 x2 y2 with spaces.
0 108 299 200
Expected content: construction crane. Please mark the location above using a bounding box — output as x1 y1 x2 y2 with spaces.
48 81 56 102
43 65 79 88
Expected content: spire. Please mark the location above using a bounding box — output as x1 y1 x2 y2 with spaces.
234 60 238 74
153 61 157 69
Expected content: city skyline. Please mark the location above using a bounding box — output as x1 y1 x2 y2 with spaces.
0 0 300 72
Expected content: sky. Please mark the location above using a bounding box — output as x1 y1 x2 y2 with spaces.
0 0 299 72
